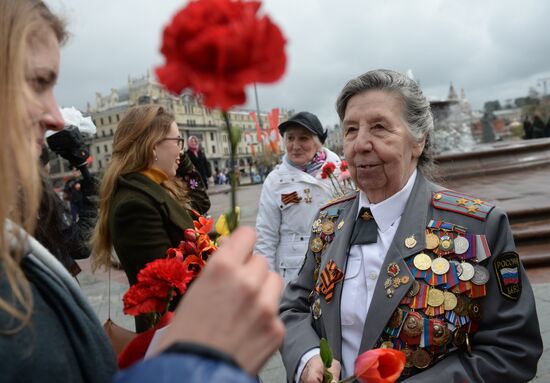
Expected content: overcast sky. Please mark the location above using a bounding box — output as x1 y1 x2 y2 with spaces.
47 0 550 127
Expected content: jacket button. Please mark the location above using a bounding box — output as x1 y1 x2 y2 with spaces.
300 237 304 240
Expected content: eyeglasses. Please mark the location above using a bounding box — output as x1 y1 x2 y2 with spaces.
162 137 185 149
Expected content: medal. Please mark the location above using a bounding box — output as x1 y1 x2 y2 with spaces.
431 257 450 275
471 265 490 285
402 311 423 337
401 275 410 284
450 260 463 277
387 307 404 328
384 277 393 289
413 252 432 271
380 341 394 349
454 295 470 316
454 235 469 255
386 287 395 298
392 277 401 289
310 237 324 253
453 327 467 349
468 302 482 321
411 348 431 369
337 220 345 230
387 262 400 277
427 288 445 307
321 220 334 235
432 319 451 346
402 347 414 368
405 235 417 249
311 298 322 319
439 234 453 252
458 262 475 281
312 219 322 233
407 280 420 297
443 291 458 311
425 232 439 250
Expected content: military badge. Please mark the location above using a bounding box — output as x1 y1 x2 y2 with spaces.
493 252 522 301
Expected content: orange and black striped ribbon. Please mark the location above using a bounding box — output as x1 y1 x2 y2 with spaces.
315 260 344 303
281 191 301 205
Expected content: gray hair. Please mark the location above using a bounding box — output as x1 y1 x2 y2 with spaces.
335 69 435 175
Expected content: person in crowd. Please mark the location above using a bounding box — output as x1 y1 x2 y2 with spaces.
280 69 542 382
532 114 545 138
92 105 210 332
255 111 349 284
35 147 96 277
0 2 283 382
545 115 550 138
63 167 84 222
186 135 212 188
522 115 533 139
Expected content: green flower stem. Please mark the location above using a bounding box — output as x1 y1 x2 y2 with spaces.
223 111 238 233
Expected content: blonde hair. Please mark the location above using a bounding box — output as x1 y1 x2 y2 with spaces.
92 105 188 269
0 0 67 331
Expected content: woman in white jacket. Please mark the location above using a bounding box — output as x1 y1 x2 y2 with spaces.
255 112 349 284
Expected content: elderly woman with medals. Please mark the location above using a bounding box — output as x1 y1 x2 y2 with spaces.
255 112 349 284
280 69 542 382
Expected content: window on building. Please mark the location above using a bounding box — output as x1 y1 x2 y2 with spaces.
212 145 216 154
116 114 120 122
96 146 100 154
108 115 112 124
99 160 103 169
110 128 113 135
224 147 229 154
210 132 214 141
102 130 105 137
104 144 108 153
222 135 227 142
100 117 104 125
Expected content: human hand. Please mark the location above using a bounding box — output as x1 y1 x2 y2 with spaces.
154 226 285 375
301 355 341 383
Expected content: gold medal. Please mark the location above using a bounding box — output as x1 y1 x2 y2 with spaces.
405 235 417 249
312 219 322 233
413 252 432 271
427 288 445 307
401 275 410 284
321 220 334 235
310 237 324 253
443 291 458 311
425 232 439 250
411 348 431 369
311 298 322 320
454 295 470 316
431 257 450 275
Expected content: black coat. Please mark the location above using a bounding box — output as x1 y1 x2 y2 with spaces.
186 149 211 186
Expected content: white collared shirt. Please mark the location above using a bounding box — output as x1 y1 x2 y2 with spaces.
340 169 417 376
295 170 417 381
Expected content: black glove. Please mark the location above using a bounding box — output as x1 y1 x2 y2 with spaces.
46 125 90 168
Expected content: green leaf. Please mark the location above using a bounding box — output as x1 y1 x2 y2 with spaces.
323 370 333 383
320 338 333 369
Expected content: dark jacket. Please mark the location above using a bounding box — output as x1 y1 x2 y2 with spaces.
186 149 211 187
0 229 117 383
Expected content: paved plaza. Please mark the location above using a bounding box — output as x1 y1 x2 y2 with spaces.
79 183 550 382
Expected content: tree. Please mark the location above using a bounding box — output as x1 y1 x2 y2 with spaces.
484 100 501 113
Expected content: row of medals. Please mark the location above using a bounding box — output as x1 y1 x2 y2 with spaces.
380 229 489 371
310 212 342 280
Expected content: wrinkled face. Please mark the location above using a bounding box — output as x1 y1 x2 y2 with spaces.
342 90 424 203
284 126 319 166
155 122 182 177
25 28 64 160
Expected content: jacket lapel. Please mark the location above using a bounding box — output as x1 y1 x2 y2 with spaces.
358 173 431 352
319 195 359 361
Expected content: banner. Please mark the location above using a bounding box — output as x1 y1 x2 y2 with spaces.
249 111 262 144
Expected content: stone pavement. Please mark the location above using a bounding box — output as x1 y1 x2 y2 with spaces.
78 183 550 382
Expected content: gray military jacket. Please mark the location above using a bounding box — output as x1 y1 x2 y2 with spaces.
280 171 542 382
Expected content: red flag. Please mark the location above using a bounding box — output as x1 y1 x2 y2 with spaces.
249 111 262 144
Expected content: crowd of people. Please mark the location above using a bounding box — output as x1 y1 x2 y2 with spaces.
0 0 543 382
523 114 550 139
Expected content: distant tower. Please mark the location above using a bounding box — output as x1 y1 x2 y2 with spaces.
460 87 466 100
448 82 458 100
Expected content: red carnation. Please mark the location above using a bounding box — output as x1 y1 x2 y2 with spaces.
156 0 287 110
340 160 348 172
123 258 194 316
322 162 336 175
354 348 406 383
